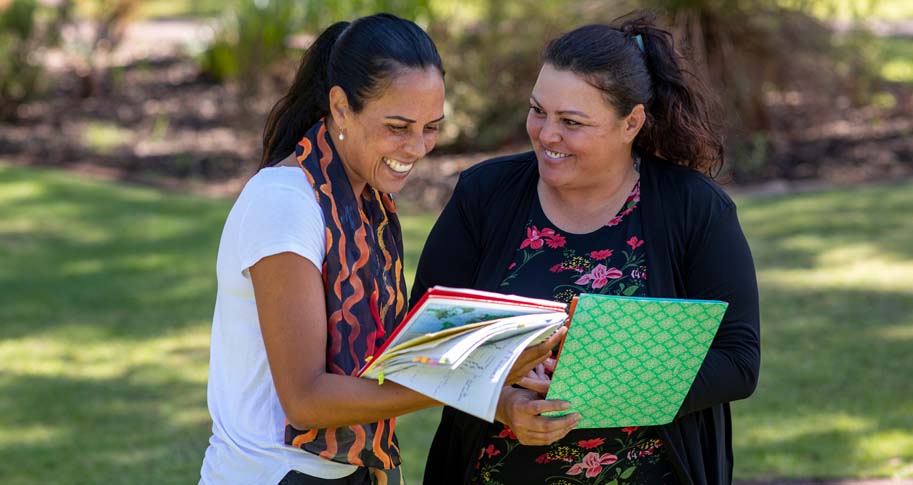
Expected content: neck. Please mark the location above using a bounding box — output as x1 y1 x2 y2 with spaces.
325 116 368 198
543 155 637 211
537 153 640 234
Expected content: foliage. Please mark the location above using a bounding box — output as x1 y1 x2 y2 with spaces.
198 0 434 104
426 0 581 150
0 0 71 119
69 0 141 97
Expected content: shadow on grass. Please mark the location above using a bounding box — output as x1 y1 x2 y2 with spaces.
738 180 913 271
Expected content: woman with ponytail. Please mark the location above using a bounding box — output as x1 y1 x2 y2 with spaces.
200 13 562 485
413 11 759 485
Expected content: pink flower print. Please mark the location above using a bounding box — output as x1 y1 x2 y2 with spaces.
574 264 623 289
626 236 645 250
521 226 566 249
566 452 618 478
549 262 565 273
520 226 546 250
577 438 605 449
607 215 624 227
589 249 613 260
483 444 500 459
535 453 550 464
508 262 517 270
498 425 517 440
622 426 639 436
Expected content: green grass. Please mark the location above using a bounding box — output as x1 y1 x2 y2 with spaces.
1 162 912 483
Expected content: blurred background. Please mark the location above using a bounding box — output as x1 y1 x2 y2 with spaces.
1 0 911 483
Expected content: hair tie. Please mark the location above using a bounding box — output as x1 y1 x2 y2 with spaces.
634 34 645 53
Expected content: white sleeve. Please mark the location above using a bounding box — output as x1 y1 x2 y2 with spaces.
236 183 325 279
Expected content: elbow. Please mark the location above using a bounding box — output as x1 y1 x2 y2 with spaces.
735 354 761 401
277 384 326 430
283 400 323 431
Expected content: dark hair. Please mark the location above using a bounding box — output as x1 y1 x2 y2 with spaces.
543 11 724 176
259 13 444 169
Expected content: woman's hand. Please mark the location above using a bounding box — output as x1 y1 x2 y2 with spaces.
504 327 566 387
517 357 556 396
495 386 579 446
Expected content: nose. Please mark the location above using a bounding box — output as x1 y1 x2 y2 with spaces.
403 131 429 159
539 118 562 144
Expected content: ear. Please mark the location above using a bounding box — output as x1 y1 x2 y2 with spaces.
622 104 646 144
328 85 352 129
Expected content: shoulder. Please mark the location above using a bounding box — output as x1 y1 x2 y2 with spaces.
642 154 736 212
454 151 537 195
241 166 313 197
233 167 322 226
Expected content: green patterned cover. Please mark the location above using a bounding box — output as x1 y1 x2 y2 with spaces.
544 294 727 427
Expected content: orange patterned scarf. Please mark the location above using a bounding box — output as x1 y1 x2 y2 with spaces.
285 120 407 470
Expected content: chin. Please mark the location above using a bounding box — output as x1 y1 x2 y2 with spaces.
374 180 408 195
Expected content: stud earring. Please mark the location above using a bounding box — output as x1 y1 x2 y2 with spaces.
338 132 345 141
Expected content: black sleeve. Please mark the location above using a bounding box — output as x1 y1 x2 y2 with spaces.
678 204 761 415
413 175 490 484
409 174 483 307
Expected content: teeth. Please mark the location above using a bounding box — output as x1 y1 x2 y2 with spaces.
545 149 571 159
383 157 413 174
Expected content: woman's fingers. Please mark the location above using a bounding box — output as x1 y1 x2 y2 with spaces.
517 375 550 395
543 357 557 373
505 327 567 385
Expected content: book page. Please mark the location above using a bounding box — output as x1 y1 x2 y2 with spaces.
393 298 558 344
381 313 565 371
385 325 559 421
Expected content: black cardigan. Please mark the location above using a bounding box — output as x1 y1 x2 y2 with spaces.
409 151 760 485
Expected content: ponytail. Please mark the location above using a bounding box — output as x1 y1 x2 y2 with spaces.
544 11 724 177
259 13 444 170
618 12 724 177
259 21 349 169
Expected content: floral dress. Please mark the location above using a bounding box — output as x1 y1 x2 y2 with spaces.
471 181 679 485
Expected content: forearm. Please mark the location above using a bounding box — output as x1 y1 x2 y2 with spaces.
678 343 759 416
285 372 439 430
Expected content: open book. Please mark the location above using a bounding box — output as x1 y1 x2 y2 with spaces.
359 287 727 426
359 287 567 422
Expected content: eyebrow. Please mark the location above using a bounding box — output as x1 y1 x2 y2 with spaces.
385 114 446 123
529 95 591 119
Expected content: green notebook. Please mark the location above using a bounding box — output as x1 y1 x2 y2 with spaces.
544 294 727 428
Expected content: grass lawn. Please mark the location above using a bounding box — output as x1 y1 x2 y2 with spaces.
1 162 911 483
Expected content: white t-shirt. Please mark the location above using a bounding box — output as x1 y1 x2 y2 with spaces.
200 167 358 484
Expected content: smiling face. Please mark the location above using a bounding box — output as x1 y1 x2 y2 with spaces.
526 63 643 193
329 67 445 195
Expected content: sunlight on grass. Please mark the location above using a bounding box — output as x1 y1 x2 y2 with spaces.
0 423 57 450
760 242 913 292
0 327 210 383
742 412 872 444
